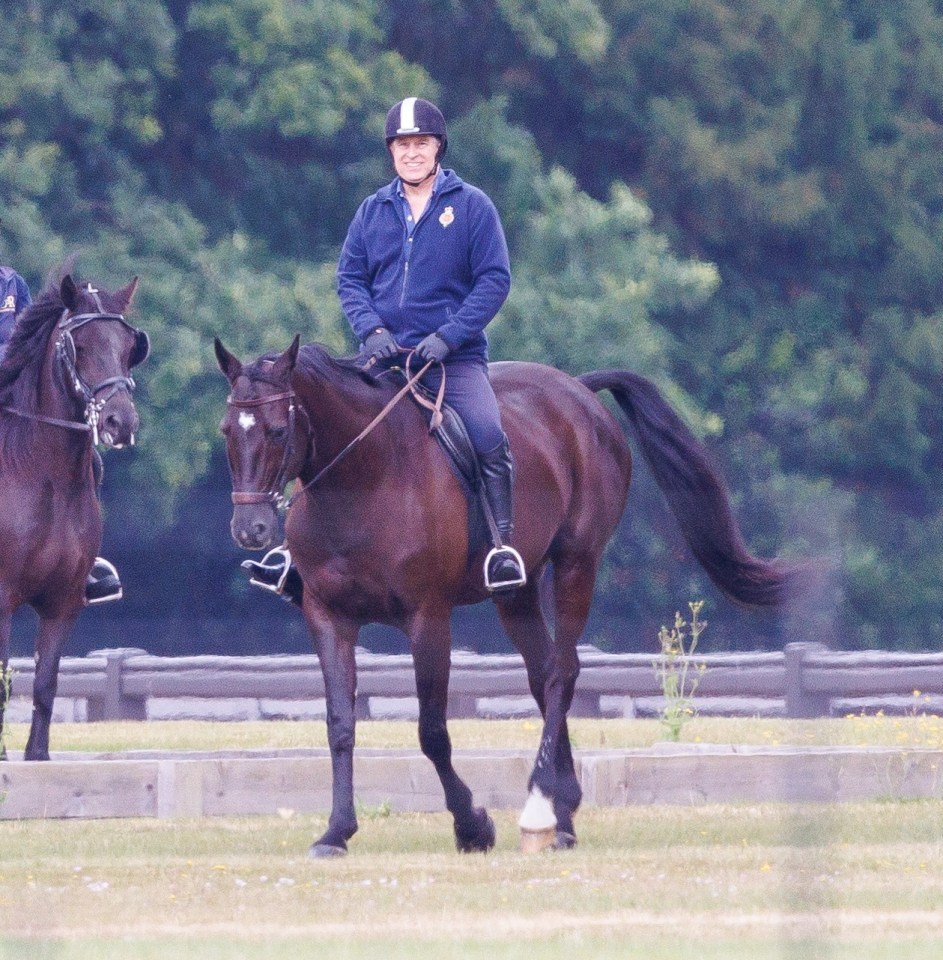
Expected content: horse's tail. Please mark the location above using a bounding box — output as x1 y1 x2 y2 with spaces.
579 368 802 609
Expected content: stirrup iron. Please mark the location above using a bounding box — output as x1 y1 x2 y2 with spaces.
85 557 123 606
483 545 527 592
242 546 292 596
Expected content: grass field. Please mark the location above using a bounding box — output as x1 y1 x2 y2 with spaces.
2 718 943 957
5 712 943 754
2 803 943 958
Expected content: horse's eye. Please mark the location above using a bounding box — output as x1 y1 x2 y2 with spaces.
267 425 288 442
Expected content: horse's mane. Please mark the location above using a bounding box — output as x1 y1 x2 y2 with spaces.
294 342 393 395
0 280 71 463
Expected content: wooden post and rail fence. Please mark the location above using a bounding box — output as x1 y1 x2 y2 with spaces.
7 642 943 722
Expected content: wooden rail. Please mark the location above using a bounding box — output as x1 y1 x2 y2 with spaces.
6 642 943 721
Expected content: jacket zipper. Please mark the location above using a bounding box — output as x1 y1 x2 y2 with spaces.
399 189 449 307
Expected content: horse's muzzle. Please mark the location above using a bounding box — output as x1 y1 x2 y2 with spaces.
97 397 140 449
231 504 279 551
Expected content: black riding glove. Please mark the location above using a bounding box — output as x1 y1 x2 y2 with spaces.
363 327 398 362
415 332 451 364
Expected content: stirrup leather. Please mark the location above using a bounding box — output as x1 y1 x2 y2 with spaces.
242 546 292 596
483 545 527 592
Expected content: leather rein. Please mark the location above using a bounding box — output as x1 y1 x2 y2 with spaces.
227 349 445 512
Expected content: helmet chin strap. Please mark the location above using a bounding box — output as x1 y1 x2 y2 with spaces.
399 161 439 189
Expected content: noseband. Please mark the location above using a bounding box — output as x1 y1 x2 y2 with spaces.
226 390 301 509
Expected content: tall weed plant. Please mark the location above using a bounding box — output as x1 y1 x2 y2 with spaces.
654 601 707 742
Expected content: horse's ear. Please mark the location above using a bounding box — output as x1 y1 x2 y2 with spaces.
271 334 301 381
60 274 80 311
113 276 139 313
214 337 243 382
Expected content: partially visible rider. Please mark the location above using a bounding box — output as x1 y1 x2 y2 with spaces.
0 263 31 365
0 261 123 605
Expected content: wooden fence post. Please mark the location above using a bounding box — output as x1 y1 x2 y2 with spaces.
784 642 830 718
87 648 148 721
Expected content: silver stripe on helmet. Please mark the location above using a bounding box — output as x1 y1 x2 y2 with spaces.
397 97 419 134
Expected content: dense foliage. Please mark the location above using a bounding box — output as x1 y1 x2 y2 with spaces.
2 0 941 655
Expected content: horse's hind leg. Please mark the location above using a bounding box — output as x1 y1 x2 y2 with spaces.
410 608 495 853
497 577 582 847
24 613 78 761
504 561 595 850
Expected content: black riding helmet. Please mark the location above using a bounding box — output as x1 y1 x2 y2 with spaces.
385 97 448 163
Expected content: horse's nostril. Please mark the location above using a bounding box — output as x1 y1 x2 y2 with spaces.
251 521 268 536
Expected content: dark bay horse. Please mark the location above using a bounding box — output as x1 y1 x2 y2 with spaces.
216 336 802 856
0 274 149 760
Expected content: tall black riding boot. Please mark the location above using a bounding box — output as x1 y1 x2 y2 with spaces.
479 435 526 593
86 558 123 605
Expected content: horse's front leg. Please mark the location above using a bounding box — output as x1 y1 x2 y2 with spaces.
24 611 79 761
410 607 495 853
0 610 12 760
305 602 360 858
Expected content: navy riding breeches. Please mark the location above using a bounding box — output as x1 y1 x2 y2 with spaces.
418 357 506 455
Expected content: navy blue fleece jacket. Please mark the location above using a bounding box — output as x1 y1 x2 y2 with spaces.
337 169 511 362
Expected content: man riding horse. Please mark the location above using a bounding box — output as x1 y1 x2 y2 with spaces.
247 97 526 597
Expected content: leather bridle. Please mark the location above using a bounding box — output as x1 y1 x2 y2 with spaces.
2 289 147 446
55 307 142 445
226 389 302 510
225 349 445 513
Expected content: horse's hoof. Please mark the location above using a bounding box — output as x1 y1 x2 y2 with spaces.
455 809 496 853
519 826 557 854
308 843 347 859
553 830 577 850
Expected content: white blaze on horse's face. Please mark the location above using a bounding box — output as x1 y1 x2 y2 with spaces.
238 411 256 432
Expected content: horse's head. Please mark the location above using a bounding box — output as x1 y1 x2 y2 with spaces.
215 334 306 550
55 274 149 448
